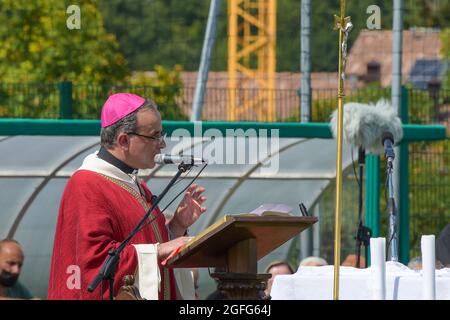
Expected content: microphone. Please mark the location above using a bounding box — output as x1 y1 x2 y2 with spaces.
381 131 395 162
154 154 206 165
330 100 403 265
330 99 403 154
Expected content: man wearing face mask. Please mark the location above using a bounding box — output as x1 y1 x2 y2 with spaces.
0 239 34 299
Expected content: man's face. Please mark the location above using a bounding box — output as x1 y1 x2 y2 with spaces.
127 108 166 169
265 264 292 296
0 242 24 288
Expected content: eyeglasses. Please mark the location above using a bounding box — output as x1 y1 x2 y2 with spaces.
127 131 166 142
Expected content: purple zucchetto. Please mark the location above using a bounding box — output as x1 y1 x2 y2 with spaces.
100 93 146 128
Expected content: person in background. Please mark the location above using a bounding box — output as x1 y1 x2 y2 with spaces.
342 254 366 268
436 223 450 267
0 239 35 300
264 260 295 298
407 256 444 270
299 256 328 267
407 256 423 270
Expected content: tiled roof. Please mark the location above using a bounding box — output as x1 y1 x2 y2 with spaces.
346 29 442 86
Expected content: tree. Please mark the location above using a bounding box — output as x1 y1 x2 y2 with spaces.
404 0 450 29
98 0 448 73
98 0 213 71
127 65 187 120
0 0 129 83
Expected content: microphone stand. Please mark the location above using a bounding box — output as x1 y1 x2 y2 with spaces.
354 147 372 268
386 155 398 261
87 162 194 300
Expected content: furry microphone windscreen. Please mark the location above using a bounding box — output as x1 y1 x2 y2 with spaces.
329 99 403 154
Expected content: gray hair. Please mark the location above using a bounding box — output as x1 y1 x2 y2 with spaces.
100 100 158 149
299 256 328 267
407 256 444 270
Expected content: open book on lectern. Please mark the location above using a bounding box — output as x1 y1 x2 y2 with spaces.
248 203 293 216
164 208 317 268
190 203 294 244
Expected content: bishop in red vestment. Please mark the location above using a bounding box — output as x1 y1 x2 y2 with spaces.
48 93 206 300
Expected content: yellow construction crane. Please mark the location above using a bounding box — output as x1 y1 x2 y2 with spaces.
228 0 276 121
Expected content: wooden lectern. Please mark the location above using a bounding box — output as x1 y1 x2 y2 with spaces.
166 214 317 300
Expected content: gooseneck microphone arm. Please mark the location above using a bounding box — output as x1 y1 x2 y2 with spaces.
87 161 194 299
382 132 398 261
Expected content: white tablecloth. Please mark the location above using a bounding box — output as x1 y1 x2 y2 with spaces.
271 262 450 300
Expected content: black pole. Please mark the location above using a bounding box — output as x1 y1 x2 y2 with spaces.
355 147 371 268
87 162 193 299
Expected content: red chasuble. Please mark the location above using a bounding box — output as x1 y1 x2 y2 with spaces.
48 170 176 300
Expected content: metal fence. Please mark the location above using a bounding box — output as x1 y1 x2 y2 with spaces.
0 82 392 122
0 82 189 120
407 87 450 259
0 83 59 118
408 140 450 258
1 82 447 124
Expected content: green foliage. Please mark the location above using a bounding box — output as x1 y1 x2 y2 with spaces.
276 0 301 72
0 65 187 120
407 139 450 258
0 83 59 118
441 28 450 90
97 0 448 72
283 85 391 123
406 86 438 124
404 0 450 29
0 0 129 118
96 0 395 72
97 0 213 71
128 65 187 120
0 1 187 120
0 0 129 83
71 65 187 120
318 173 360 263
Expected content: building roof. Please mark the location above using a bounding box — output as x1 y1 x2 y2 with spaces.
346 29 442 87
